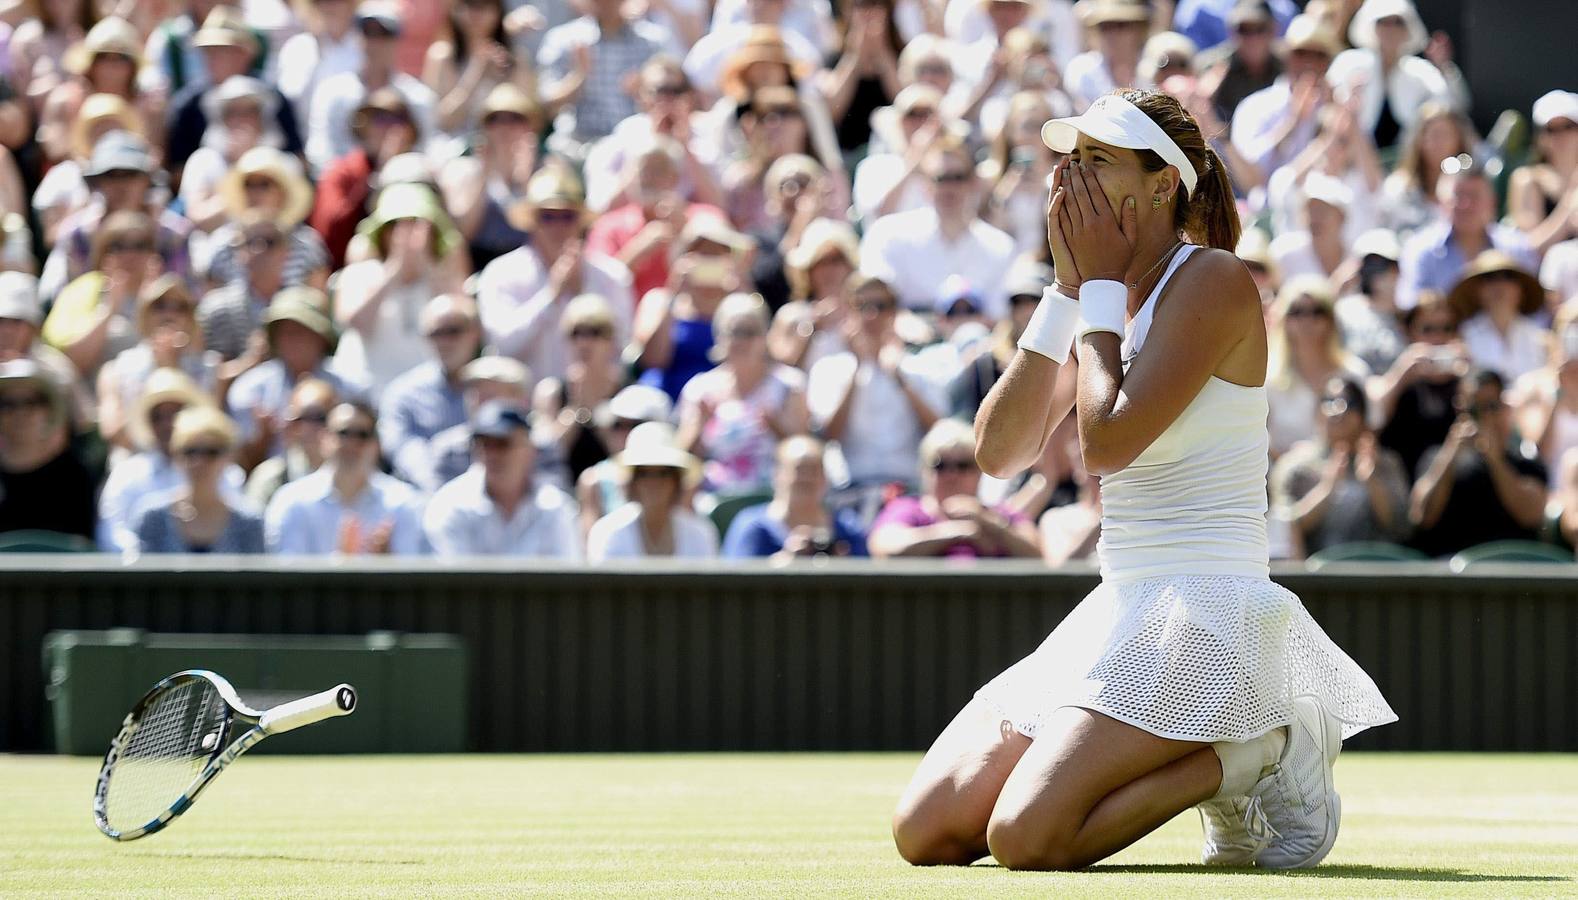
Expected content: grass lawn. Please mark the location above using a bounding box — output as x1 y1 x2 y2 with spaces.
2 753 1575 897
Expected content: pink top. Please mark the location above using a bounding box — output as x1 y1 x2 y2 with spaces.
871 496 1029 559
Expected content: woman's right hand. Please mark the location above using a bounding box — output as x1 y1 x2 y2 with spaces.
1046 157 1081 291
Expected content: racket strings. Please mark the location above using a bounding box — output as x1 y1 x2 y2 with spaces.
102 681 227 832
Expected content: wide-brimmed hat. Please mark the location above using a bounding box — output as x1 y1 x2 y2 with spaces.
785 218 859 273
200 75 278 125
193 6 260 55
130 367 212 451
70 93 142 161
135 274 196 335
508 166 591 231
614 421 702 488
84 130 155 178
596 384 673 428
264 287 340 354
1076 0 1152 26
719 26 814 101
1448 251 1544 319
357 183 462 260
65 16 143 76
479 83 543 131
0 358 66 424
1347 0 1429 57
220 146 314 227
1282 14 1343 57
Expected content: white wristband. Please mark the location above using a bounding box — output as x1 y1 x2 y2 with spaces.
1076 280 1127 339
1016 286 1081 364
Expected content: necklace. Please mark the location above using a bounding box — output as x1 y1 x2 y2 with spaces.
1128 240 1184 292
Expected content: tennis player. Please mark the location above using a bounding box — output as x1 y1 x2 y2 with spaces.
891 89 1397 871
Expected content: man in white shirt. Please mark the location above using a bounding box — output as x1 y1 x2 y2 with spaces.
1230 14 1340 183
476 168 634 382
1541 236 1578 308
424 402 583 558
265 400 426 554
276 0 363 133
305 3 436 173
858 139 1016 318
1061 0 1149 111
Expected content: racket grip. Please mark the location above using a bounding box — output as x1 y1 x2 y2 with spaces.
259 684 358 735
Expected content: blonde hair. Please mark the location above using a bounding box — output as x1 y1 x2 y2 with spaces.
919 418 976 469
561 293 616 335
171 406 239 453
1266 275 1352 391
713 292 770 337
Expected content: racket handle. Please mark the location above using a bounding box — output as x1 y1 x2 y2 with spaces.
259 684 358 735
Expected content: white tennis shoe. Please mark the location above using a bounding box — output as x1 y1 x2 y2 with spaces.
1249 694 1343 869
1198 795 1271 865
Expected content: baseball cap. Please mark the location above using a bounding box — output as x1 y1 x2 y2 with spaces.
470 401 532 439
84 130 155 178
1533 90 1578 129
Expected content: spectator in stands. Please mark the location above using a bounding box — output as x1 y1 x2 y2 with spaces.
1230 14 1340 182
1448 251 1549 384
37 17 150 195
98 368 243 552
197 215 292 363
422 0 537 139
587 421 718 559
768 218 858 370
676 292 808 495
380 294 484 489
1176 0 1295 54
975 27 1076 142
1372 291 1465 479
745 154 837 310
439 84 541 271
1409 368 1547 558
1326 0 1467 151
1335 229 1407 376
1197 0 1284 126
201 148 327 292
1236 227 1281 311
423 355 536 492
980 92 1060 258
1272 376 1411 556
629 216 751 400
228 288 356 469
947 265 1050 421
534 294 628 484
1265 105 1383 246
306 2 436 173
1397 158 1538 309
276 0 364 125
424 401 583 558
850 83 945 224
721 81 844 235
332 184 466 395
132 406 264 554
581 56 724 214
141 0 246 100
807 273 941 490
1379 102 1476 237
1062 0 1148 111
43 210 166 380
245 378 338 511
6 0 94 108
0 273 89 422
868 418 1039 559
479 166 634 383
178 77 288 234
1037 425 1100 565
265 399 426 555
684 0 821 99
41 132 191 302
537 0 670 151
0 359 95 541
858 137 1015 317
1510 303 1578 488
722 434 867 559
575 383 673 538
1265 275 1370 458
308 88 424 268
33 94 140 249
819 0 902 153
1269 173 1354 282
97 276 219 454
1508 90 1578 255
166 7 303 171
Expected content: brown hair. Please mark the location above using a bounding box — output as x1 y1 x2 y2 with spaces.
91 210 156 270
1119 89 1241 251
1394 103 1477 195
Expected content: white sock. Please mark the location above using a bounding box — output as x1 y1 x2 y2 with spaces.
1210 727 1287 800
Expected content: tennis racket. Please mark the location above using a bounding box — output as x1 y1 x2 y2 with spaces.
93 669 356 841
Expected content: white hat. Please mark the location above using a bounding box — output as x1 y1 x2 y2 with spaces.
614 421 702 487
599 384 674 426
1347 0 1429 57
1533 90 1578 129
0 272 41 326
1041 93 1198 197
1352 227 1402 262
461 355 532 388
1302 172 1353 212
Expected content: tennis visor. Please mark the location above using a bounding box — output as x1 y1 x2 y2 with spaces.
1041 94 1198 197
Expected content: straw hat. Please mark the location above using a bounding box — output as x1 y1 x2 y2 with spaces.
614 421 703 488
65 16 143 76
479 83 543 132
1282 14 1343 57
130 368 212 451
264 287 340 354
219 146 314 227
508 166 592 231
192 5 261 56
135 274 196 336
1347 0 1429 57
357 183 463 260
1075 0 1152 26
718 26 814 102
70 93 142 162
1447 251 1544 319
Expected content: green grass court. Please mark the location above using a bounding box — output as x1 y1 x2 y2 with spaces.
3 753 1575 897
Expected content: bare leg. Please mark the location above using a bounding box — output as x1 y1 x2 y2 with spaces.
892 698 1032 866
987 707 1223 871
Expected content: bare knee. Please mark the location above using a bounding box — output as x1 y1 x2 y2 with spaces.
892 804 978 867
986 813 1083 871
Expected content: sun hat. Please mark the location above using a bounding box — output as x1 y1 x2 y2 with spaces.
192 6 260 55
508 166 592 231
65 16 143 76
479 83 543 131
219 147 314 227
357 183 463 260
0 272 42 326
1075 0 1152 26
1447 251 1544 319
351 87 418 142
1282 14 1343 57
1532 90 1578 129
1301 172 1354 213
83 130 155 178
718 26 814 101
596 384 673 428
130 368 212 451
1042 92 1199 197
614 421 703 488
70 94 142 161
1351 228 1402 262
171 405 240 453
135 274 196 335
0 358 66 424
785 218 859 274
264 287 340 354
1140 31 1198 83
1347 0 1429 57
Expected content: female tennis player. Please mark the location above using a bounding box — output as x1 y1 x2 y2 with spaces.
891 89 1396 871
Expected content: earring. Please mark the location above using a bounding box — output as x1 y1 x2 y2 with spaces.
1151 196 1163 209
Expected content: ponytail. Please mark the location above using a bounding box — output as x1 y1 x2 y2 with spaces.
1195 146 1242 251
1118 89 1243 251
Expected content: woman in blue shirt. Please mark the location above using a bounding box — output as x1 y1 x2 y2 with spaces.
721 435 867 560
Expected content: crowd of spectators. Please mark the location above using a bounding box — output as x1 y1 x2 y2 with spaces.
0 0 1574 564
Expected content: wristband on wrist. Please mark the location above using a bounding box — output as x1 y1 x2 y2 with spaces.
1016 286 1081 364
1076 279 1127 339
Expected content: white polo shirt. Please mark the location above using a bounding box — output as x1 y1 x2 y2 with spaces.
857 207 1017 318
423 466 583 559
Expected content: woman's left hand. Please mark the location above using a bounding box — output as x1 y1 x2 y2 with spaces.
1059 161 1137 284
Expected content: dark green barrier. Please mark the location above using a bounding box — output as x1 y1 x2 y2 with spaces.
3 558 1575 752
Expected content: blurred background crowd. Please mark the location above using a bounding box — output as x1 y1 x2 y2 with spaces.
0 0 1573 564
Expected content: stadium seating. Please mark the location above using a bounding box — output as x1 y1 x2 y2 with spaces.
0 531 96 553
1305 541 1429 570
1448 540 1576 572
706 490 774 541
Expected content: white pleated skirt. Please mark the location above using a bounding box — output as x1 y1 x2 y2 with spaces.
975 574 1399 743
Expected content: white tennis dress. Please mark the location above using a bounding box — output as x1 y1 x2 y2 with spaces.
977 245 1398 742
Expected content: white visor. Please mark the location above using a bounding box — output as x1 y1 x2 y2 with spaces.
1041 94 1198 198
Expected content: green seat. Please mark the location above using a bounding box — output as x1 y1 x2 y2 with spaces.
1449 540 1575 572
707 490 774 541
1305 541 1428 569
0 530 96 553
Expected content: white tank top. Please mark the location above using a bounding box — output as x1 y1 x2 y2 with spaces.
1096 244 1272 582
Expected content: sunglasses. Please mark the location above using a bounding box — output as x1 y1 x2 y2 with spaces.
333 427 376 442
368 109 410 128
148 298 193 315
855 298 898 314
484 111 531 127
1285 304 1330 319
570 326 612 340
1010 293 1040 307
178 444 227 460
96 169 145 182
930 458 976 474
650 83 689 97
916 62 951 78
1479 271 1521 284
243 177 279 192
1417 322 1455 336
932 171 971 185
631 466 680 480
942 301 978 318
290 408 329 426
106 239 156 255
472 434 514 452
425 324 470 340
724 327 765 340
244 234 283 253
1469 399 1507 416
0 394 49 413
759 107 803 124
1234 22 1272 36
536 208 580 225
148 405 184 424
